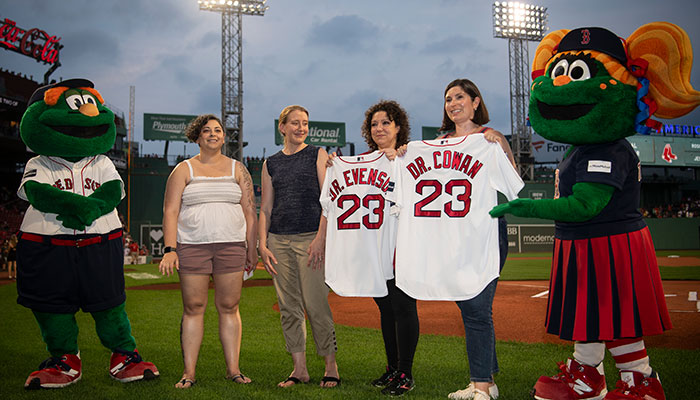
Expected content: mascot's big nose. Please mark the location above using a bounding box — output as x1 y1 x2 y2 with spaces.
553 75 572 86
79 103 99 117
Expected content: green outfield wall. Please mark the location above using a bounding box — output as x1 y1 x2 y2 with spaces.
505 215 700 250
122 162 700 251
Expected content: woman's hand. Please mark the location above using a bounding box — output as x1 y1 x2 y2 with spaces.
326 152 337 168
382 148 398 160
158 252 179 277
307 236 325 270
258 245 278 275
484 130 506 146
245 246 258 273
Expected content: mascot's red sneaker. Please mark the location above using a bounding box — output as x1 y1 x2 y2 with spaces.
109 348 159 382
25 353 82 389
532 358 607 400
605 370 665 400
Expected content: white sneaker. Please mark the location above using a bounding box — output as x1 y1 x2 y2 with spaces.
448 382 499 399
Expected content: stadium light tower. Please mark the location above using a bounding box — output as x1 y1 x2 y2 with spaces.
492 2 547 181
198 0 269 160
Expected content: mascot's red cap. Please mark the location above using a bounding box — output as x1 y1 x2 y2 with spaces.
557 27 627 65
28 78 94 107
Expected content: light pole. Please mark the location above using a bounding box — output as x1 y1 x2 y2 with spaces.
492 1 547 181
198 0 268 160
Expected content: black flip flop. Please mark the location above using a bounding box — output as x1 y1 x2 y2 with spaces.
176 378 196 388
320 376 341 388
279 376 308 387
228 373 251 384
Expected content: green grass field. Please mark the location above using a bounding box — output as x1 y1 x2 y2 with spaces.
1 252 699 399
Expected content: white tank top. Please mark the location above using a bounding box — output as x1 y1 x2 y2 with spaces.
177 158 246 244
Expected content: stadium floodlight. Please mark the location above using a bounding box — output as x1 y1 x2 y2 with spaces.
198 0 269 15
198 0 268 160
493 1 547 41
492 2 548 181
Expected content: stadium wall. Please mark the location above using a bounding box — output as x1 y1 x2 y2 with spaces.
505 215 700 250
123 167 700 250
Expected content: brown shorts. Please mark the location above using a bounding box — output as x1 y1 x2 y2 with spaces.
177 242 246 275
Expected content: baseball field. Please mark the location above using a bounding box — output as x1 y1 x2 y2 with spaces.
1 250 698 399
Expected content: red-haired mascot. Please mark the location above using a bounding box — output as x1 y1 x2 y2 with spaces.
16 79 159 389
492 22 700 400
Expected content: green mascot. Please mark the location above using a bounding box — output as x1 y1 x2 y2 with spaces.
16 79 159 389
491 22 700 400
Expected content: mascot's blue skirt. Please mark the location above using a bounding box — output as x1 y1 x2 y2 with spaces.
545 226 672 341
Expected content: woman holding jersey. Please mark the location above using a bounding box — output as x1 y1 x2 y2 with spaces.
361 100 420 397
440 78 517 400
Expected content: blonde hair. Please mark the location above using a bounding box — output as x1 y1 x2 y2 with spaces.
278 105 309 126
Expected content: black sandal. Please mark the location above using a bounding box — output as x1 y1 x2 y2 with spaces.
320 376 341 388
228 373 251 384
175 378 196 388
279 376 308 387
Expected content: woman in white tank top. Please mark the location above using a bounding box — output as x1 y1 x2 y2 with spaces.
159 114 258 388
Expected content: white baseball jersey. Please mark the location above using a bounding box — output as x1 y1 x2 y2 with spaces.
389 135 524 300
18 154 125 235
320 151 397 297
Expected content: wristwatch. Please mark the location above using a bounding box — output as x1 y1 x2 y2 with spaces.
164 246 176 254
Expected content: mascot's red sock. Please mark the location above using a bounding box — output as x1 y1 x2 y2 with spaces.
605 339 664 400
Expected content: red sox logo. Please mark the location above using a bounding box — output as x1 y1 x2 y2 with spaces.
662 143 677 163
52 178 101 191
581 29 591 45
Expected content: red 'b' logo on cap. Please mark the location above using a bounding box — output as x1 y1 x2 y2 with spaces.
581 29 591 45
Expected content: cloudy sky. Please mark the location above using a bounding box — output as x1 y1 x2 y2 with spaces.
3 0 700 158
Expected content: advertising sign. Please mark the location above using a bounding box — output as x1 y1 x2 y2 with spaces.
140 224 165 258
626 135 700 167
531 133 571 163
143 113 197 141
0 94 22 110
626 136 655 164
652 123 700 137
274 120 345 147
507 224 556 253
0 17 62 65
506 224 520 252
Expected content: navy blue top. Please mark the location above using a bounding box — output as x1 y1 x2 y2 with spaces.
266 145 322 235
555 139 645 240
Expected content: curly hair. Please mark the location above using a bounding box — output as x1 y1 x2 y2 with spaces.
361 100 411 151
440 79 490 132
184 114 223 142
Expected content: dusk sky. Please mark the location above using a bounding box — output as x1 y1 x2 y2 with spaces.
3 0 700 158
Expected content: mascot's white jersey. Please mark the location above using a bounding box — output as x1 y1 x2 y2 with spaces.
320 151 397 297
389 135 524 300
18 154 125 235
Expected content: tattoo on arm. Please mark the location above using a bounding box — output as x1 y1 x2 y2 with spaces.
241 167 256 213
